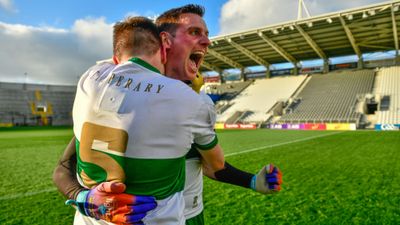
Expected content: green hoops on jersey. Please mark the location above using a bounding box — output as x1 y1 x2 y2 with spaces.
72 59 218 225
76 133 186 200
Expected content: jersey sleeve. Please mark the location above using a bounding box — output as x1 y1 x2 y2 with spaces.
191 95 218 150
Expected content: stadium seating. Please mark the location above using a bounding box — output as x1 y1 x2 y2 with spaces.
217 75 307 123
279 70 375 124
215 101 232 114
205 81 253 101
0 82 75 126
375 66 400 124
1 66 395 128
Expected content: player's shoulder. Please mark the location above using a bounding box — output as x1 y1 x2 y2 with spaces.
84 61 115 79
88 58 115 71
78 61 115 90
155 75 204 105
198 91 214 106
170 79 201 97
114 61 191 87
96 58 114 65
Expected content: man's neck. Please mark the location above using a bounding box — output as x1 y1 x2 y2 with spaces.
120 54 165 74
128 57 161 74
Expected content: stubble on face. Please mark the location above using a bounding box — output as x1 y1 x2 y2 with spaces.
164 13 210 82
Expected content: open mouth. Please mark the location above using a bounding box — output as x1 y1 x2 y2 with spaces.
189 51 204 71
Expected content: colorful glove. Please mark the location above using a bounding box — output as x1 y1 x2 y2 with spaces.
66 181 157 224
250 164 282 194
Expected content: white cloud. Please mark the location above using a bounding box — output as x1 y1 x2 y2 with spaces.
0 1 388 85
72 17 113 58
219 0 386 35
0 18 112 85
124 11 159 22
0 0 17 12
1 22 67 35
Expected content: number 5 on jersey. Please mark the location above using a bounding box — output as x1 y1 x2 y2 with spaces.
78 122 128 187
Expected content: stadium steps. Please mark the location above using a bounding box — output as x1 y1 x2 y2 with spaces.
0 82 75 126
374 66 400 124
217 75 307 123
279 69 375 124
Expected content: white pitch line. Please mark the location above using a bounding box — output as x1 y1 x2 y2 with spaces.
225 131 344 157
1 131 343 201
0 187 57 201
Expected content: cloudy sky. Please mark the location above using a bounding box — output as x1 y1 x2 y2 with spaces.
0 0 387 85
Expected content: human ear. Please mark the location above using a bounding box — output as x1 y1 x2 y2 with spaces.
160 45 167 65
112 55 119 65
160 31 172 49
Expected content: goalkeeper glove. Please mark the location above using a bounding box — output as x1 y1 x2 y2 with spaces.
250 164 282 194
190 72 204 93
66 181 157 224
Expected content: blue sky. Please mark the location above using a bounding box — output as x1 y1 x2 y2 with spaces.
0 0 226 36
0 0 388 85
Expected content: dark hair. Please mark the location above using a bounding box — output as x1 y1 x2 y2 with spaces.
155 4 205 34
113 16 161 60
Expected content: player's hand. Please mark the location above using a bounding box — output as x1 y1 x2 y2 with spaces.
250 164 282 194
66 181 157 224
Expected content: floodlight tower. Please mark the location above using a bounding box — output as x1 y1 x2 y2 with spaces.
297 0 330 73
295 0 314 74
297 0 311 20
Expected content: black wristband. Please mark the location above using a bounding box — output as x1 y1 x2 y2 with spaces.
214 161 254 189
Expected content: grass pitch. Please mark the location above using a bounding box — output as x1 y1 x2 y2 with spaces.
0 128 399 224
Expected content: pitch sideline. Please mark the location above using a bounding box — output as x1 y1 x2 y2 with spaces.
0 187 57 201
225 131 343 157
0 131 343 201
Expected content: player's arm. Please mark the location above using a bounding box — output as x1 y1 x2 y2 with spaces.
196 143 225 173
192 84 281 193
201 146 282 194
52 136 157 224
53 136 83 200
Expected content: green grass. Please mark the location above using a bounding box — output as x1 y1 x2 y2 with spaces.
0 128 399 224
204 130 400 225
0 127 74 225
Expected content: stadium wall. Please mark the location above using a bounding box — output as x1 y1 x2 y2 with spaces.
270 123 356 131
375 124 400 131
215 122 358 131
215 122 257 129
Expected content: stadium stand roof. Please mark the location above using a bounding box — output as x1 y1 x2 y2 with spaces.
201 0 400 72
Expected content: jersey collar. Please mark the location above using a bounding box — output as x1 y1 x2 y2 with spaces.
128 57 161 74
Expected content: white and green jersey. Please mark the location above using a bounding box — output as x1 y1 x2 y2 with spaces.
184 154 203 220
183 92 214 220
72 58 218 225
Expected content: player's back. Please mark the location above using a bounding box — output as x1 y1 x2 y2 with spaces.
73 58 215 225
